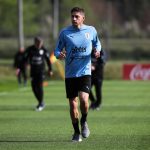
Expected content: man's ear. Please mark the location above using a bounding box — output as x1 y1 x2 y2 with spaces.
83 16 85 21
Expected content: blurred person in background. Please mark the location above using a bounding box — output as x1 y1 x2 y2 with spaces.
89 48 106 110
54 7 101 142
24 36 53 111
14 47 27 86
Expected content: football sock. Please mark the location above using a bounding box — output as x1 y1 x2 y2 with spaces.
72 119 80 134
81 113 87 125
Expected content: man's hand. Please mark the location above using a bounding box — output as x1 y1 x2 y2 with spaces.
91 64 95 71
49 71 53 77
94 49 100 58
16 68 20 76
58 50 66 60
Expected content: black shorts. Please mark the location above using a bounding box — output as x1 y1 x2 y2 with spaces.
65 75 91 99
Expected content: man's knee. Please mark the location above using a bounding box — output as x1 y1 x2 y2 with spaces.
79 92 89 102
69 98 78 109
69 98 79 120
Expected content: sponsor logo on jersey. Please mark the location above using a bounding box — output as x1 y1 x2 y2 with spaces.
39 49 44 55
72 47 86 53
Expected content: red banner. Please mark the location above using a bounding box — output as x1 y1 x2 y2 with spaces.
123 64 150 80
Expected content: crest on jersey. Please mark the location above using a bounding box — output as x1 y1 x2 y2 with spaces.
85 32 90 39
39 49 44 55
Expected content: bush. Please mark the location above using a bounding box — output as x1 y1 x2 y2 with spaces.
104 62 122 80
109 47 150 60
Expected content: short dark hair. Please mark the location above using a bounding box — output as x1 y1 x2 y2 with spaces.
34 36 43 42
71 7 85 16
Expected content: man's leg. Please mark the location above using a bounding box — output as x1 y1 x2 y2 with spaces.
31 78 44 111
22 69 27 86
89 90 95 102
89 80 96 109
69 97 82 142
89 80 95 102
18 71 22 85
79 91 90 138
95 79 102 107
95 64 104 108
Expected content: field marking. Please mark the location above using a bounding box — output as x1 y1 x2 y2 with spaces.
0 87 30 96
103 104 150 107
0 90 149 108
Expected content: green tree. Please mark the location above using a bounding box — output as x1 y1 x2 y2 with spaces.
59 0 95 29
0 0 17 37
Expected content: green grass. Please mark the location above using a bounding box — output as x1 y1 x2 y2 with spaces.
0 80 150 150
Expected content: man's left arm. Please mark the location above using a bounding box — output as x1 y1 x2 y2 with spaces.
92 27 101 58
44 48 53 76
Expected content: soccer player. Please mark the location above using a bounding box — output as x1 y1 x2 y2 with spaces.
54 7 101 142
14 47 27 86
24 36 53 111
89 48 106 110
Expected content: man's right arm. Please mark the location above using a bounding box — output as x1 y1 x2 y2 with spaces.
54 31 66 59
14 53 18 68
23 47 30 64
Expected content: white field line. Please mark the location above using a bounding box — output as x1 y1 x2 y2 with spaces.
0 87 30 96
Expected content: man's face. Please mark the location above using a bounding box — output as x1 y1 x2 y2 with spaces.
35 40 43 49
71 11 85 28
19 48 24 53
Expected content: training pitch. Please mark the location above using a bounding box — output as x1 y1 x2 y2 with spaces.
0 80 149 150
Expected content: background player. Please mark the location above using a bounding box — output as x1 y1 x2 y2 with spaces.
14 47 27 86
89 48 106 110
24 36 53 111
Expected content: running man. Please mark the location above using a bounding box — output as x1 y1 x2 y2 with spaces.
54 7 101 142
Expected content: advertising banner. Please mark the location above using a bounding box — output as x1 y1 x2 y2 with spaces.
123 64 150 80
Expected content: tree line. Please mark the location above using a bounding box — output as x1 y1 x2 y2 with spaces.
0 0 150 38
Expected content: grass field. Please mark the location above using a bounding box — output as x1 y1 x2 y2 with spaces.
0 80 150 150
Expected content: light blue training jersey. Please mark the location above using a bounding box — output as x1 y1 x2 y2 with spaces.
54 24 101 78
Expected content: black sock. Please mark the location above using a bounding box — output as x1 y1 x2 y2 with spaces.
72 119 80 134
80 113 87 125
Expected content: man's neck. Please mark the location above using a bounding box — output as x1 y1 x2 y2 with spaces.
73 24 84 29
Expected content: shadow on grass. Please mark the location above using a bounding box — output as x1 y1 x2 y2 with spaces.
0 140 70 143
0 105 68 111
0 104 150 111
